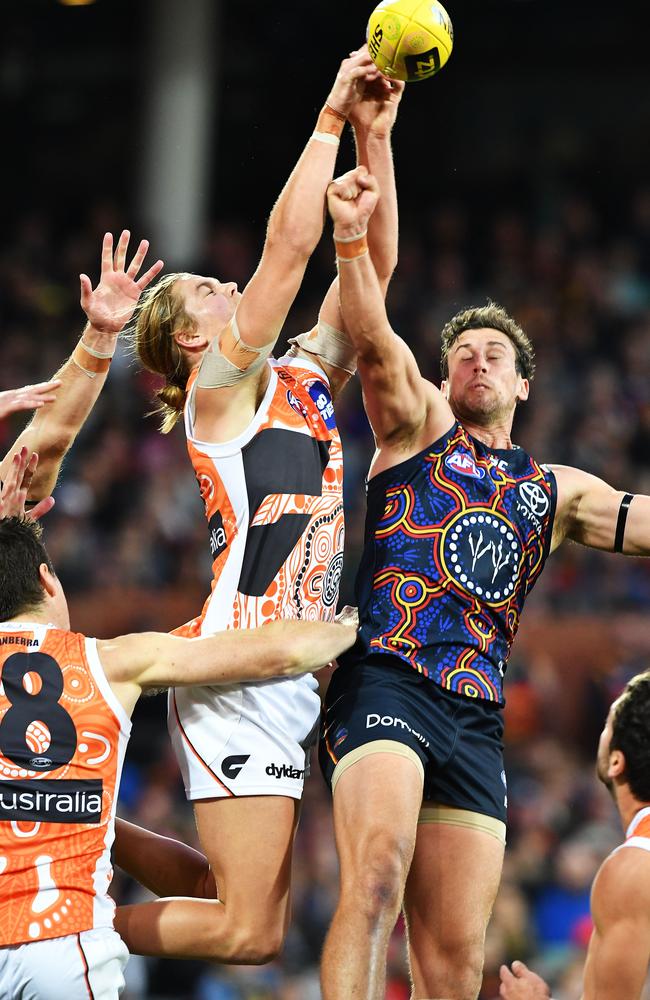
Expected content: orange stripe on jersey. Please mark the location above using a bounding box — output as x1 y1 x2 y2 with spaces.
170 691 234 796
630 814 650 841
0 625 129 946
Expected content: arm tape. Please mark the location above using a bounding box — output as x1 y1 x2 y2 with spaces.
288 320 357 376
196 314 272 389
614 493 634 553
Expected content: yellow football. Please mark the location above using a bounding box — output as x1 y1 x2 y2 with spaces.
367 0 454 82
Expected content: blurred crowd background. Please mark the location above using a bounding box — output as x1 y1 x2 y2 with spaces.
3 1 650 997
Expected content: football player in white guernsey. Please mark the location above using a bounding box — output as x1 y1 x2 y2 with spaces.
501 671 650 1000
120 52 405 965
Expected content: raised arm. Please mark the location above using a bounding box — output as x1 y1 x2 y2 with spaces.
552 465 650 555
0 231 163 499
221 52 379 357
98 612 357 715
295 65 405 395
326 167 452 452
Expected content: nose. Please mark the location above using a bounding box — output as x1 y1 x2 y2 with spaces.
474 358 488 372
222 282 238 297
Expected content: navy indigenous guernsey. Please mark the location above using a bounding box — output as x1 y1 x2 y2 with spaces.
346 421 556 705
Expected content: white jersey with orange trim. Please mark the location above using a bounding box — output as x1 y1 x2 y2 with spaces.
181 354 344 634
169 355 344 801
0 622 131 947
615 806 650 854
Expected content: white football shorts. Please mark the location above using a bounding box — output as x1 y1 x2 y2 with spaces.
169 673 321 800
0 927 128 1000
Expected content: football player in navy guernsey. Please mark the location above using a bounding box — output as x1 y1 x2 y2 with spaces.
318 165 650 1000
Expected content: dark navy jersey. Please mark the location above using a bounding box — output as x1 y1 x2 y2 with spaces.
344 421 556 705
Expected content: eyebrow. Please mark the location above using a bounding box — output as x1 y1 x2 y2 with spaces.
454 340 508 351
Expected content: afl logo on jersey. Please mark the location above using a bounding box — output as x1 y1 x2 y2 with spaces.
440 508 521 605
445 451 485 479
286 390 309 420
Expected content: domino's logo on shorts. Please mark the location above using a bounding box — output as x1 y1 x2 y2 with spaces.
366 713 430 749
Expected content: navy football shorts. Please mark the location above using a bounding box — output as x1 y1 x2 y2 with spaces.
319 656 507 824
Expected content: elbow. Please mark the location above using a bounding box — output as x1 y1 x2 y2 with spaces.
265 220 318 261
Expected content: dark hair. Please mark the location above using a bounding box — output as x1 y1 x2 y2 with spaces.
610 671 650 801
440 301 536 381
0 517 54 620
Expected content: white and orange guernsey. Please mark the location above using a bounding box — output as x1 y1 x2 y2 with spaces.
170 355 345 800
0 622 130 947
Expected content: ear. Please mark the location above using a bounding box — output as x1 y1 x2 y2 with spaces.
173 328 209 351
608 749 626 780
440 379 450 400
516 377 529 403
39 563 57 599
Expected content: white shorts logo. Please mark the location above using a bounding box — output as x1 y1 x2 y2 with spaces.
366 713 430 748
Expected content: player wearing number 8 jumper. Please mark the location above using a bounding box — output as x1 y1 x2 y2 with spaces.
0 517 356 1000
318 165 650 1000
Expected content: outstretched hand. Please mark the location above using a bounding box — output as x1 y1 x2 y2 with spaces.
326 49 384 118
499 961 552 999
0 380 62 421
0 448 54 522
80 230 164 336
347 46 405 137
327 165 380 235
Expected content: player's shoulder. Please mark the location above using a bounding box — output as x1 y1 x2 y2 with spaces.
592 841 650 920
274 351 329 384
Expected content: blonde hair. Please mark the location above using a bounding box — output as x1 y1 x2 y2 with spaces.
133 272 196 433
440 301 536 381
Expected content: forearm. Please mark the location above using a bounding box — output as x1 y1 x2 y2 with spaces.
113 818 215 899
283 619 356 674
266 105 345 256
336 241 391 362
9 324 115 498
354 129 398 286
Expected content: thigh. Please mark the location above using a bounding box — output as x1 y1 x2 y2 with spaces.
404 819 504 988
332 746 424 881
194 795 299 924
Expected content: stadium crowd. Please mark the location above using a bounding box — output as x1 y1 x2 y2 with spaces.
2 174 650 997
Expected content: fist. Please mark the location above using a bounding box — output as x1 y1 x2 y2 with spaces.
327 165 380 234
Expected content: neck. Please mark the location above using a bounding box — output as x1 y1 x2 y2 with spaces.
614 785 648 833
5 608 65 629
459 417 515 450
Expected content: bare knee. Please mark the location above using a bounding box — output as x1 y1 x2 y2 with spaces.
416 935 484 999
202 907 286 964
343 833 413 927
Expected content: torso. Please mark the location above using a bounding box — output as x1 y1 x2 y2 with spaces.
345 421 556 704
180 355 345 634
0 623 131 946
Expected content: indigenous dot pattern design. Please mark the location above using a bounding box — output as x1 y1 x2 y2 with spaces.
351 422 556 704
